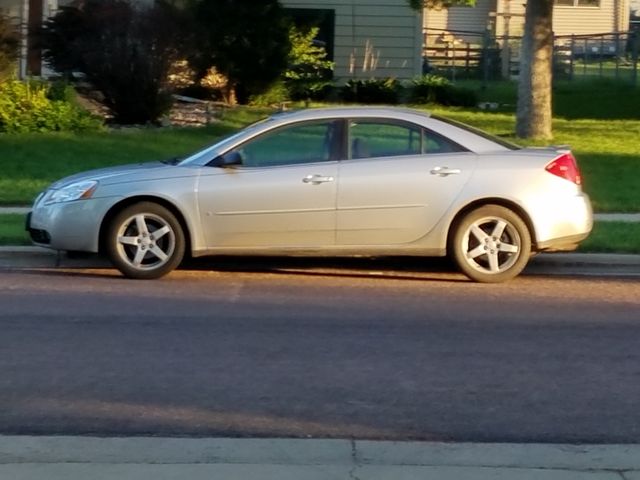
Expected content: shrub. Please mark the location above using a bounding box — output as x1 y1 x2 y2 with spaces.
0 13 20 81
249 80 289 107
410 75 478 107
341 78 401 104
0 80 103 133
42 0 187 124
284 26 333 101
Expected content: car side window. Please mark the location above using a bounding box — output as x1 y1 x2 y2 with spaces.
423 129 467 154
349 121 422 159
230 120 339 168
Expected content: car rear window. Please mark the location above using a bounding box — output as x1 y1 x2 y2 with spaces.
431 115 521 151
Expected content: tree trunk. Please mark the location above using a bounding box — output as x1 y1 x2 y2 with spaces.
516 0 554 140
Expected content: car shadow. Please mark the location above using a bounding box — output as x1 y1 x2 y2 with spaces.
15 253 471 283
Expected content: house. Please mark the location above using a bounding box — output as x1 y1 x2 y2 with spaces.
425 0 630 43
281 0 424 80
1 0 62 77
3 0 424 81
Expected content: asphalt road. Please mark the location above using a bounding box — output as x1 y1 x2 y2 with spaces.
0 259 639 443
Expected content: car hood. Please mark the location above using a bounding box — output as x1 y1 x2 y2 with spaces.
49 161 199 189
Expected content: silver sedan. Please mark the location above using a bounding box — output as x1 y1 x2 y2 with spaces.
27 107 592 282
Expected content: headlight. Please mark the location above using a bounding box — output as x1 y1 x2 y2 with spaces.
43 180 98 205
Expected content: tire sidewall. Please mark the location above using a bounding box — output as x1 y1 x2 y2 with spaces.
451 205 532 283
106 202 185 279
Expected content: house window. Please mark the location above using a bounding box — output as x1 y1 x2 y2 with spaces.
554 0 600 7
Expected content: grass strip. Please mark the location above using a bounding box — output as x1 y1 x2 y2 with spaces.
3 214 638 254
0 214 30 246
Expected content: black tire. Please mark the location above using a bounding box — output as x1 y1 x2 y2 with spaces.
450 205 531 283
105 202 185 279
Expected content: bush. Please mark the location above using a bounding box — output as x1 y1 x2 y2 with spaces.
42 0 187 124
0 80 103 133
410 75 478 107
249 80 290 107
341 78 401 104
284 26 333 101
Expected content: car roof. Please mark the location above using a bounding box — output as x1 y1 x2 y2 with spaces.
269 106 433 123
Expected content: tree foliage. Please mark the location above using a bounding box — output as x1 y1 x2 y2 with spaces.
42 0 186 124
284 26 333 100
0 13 20 81
189 0 291 105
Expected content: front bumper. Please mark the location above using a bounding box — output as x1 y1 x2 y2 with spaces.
27 196 120 252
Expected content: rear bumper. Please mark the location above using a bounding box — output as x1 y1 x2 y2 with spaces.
530 192 593 250
536 231 591 252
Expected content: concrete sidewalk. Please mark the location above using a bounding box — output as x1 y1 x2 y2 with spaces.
2 436 640 480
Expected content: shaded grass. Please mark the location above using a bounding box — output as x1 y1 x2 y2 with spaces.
457 78 640 120
577 221 640 254
3 213 638 253
0 214 30 246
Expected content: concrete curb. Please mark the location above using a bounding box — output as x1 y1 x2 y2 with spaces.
0 247 639 276
1 436 640 480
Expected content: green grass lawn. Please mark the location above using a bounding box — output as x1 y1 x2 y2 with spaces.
0 214 30 245
0 107 271 206
3 212 638 253
1 96 639 212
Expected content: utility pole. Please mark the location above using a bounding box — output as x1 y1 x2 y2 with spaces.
19 0 28 78
489 0 524 79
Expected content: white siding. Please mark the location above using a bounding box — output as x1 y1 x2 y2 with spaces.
424 0 629 42
553 3 616 36
0 0 21 18
424 0 497 44
282 0 423 81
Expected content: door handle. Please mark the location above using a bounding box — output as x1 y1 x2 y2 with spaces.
430 166 461 177
302 174 335 184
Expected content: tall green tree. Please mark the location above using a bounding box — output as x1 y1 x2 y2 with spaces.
189 0 291 105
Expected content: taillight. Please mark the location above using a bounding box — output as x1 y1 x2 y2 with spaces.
545 152 581 185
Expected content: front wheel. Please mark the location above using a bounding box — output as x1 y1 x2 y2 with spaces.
105 202 185 279
450 205 531 283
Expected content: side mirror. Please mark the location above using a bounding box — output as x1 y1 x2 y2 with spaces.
212 151 242 168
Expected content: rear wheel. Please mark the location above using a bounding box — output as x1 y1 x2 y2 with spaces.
106 202 185 279
451 205 531 283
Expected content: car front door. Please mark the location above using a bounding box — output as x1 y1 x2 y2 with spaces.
337 119 476 245
197 119 340 247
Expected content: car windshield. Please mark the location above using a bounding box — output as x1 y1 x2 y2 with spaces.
177 116 275 165
431 115 521 150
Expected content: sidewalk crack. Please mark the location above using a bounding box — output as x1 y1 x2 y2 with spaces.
348 438 361 480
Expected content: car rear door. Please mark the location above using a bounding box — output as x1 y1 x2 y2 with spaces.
336 119 476 245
